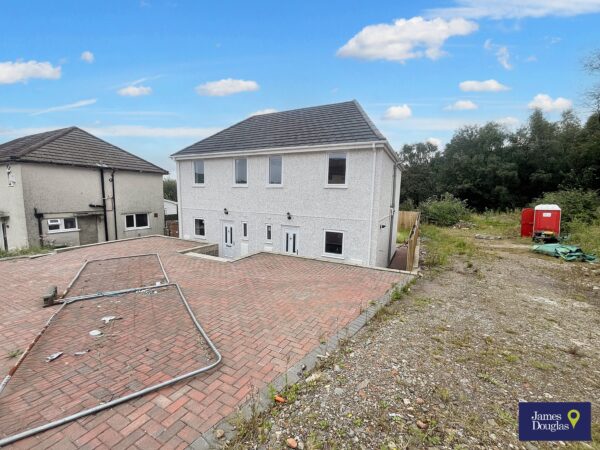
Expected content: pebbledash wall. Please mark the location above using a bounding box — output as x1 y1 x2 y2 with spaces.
176 145 400 268
0 162 165 250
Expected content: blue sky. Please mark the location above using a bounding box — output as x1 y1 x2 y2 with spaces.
1 0 599 175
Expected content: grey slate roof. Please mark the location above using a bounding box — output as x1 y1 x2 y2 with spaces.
0 127 167 174
172 100 387 157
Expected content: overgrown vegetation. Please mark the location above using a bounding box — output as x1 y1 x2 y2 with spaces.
420 224 475 267
419 193 471 226
534 189 600 227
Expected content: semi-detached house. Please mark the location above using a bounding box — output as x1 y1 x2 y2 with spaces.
0 127 167 251
172 100 401 268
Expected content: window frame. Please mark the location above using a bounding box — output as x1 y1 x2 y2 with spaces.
124 213 150 230
265 224 272 243
325 152 348 188
267 155 283 187
323 229 345 259
193 160 205 186
233 158 248 186
241 221 248 240
193 217 206 238
47 217 79 234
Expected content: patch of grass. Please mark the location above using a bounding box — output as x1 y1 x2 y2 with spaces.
531 360 555 371
565 219 600 257
503 353 519 363
471 211 521 238
436 387 451 403
0 246 54 259
495 407 517 427
421 224 476 267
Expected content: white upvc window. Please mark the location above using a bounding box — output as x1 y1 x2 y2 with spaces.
125 213 149 230
234 158 248 185
326 152 347 186
194 218 206 238
193 160 205 185
323 230 344 258
265 224 272 242
268 155 282 186
47 218 79 233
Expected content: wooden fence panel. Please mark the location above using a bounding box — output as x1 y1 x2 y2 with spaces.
397 211 420 271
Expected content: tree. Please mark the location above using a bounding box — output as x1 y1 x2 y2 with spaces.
398 141 440 206
583 49 600 120
163 178 177 201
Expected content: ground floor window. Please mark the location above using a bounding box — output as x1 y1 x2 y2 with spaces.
194 218 206 237
266 224 272 242
324 230 344 256
47 217 78 233
242 221 248 238
125 213 149 230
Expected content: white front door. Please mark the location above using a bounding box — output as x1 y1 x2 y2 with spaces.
222 222 235 258
282 227 299 255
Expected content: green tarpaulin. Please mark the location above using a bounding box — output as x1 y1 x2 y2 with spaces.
532 244 597 262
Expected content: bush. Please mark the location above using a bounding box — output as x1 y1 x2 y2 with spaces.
420 193 471 227
533 189 600 226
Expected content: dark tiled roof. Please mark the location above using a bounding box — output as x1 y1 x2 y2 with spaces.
172 100 387 157
0 127 167 174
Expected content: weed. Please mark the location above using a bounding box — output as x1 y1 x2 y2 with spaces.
7 349 23 359
503 353 519 363
437 387 451 403
477 372 499 385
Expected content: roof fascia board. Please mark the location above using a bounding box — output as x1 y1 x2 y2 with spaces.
171 140 390 161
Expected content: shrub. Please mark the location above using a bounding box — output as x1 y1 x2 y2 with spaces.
533 189 600 226
420 193 471 227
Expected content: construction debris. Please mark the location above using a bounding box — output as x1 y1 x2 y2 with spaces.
100 316 119 325
89 330 102 337
45 352 62 362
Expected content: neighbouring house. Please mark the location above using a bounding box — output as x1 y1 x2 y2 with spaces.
164 199 178 217
171 100 401 267
0 127 168 251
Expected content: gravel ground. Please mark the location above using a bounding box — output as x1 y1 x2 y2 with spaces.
227 239 600 449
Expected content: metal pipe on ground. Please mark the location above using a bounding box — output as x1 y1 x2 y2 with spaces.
0 283 221 447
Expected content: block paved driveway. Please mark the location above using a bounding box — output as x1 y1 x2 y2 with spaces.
0 237 405 449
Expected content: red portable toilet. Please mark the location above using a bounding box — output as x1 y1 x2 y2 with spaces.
521 208 534 237
533 204 561 237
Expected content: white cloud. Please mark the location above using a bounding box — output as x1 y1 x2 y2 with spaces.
445 100 478 110
196 78 259 96
383 105 413 120
528 94 572 112
81 51 94 63
427 137 442 147
337 16 478 63
459 79 510 92
526 55 538 62
496 46 512 70
0 125 220 139
496 116 520 127
428 0 600 19
483 40 512 70
31 99 97 116
0 60 61 84
250 108 278 116
85 125 221 138
118 85 153 97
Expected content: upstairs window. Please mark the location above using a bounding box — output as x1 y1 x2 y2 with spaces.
125 213 149 230
268 156 282 185
324 230 344 256
194 218 205 237
235 158 247 185
194 160 205 184
327 152 347 185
